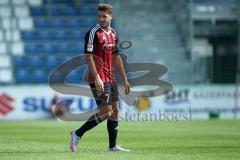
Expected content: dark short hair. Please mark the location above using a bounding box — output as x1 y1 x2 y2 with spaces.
98 3 113 14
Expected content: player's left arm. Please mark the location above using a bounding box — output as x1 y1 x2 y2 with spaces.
113 54 131 95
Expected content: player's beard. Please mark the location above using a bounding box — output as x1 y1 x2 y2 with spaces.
99 21 110 29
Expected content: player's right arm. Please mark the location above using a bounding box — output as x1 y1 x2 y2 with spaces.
84 30 104 91
86 55 103 91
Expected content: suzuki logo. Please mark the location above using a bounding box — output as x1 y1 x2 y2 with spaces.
0 93 14 116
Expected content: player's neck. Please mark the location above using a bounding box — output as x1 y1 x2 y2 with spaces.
101 26 111 33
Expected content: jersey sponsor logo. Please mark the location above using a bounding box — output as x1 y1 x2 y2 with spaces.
102 35 106 40
104 43 115 47
87 44 93 52
103 43 116 52
0 93 15 116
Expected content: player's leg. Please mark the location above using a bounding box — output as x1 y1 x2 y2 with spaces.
107 83 130 152
70 83 112 152
75 83 111 134
70 105 110 152
107 101 119 148
74 104 110 137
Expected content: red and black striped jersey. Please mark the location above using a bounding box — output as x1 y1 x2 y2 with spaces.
84 24 119 83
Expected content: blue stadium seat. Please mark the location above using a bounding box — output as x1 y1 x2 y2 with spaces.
47 56 61 68
67 18 97 28
62 56 72 61
65 66 87 84
54 30 67 40
64 31 84 40
67 19 81 28
30 56 45 68
50 7 62 16
33 69 48 83
78 65 88 78
70 31 84 40
31 7 46 16
21 31 36 41
40 43 55 53
51 18 65 28
34 18 49 28
63 31 74 40
80 0 99 4
84 19 97 27
69 43 84 53
55 42 71 53
50 70 66 83
38 30 53 40
25 43 40 53
79 7 96 16
13 56 28 68
65 70 82 84
43 0 74 5
64 7 78 16
16 69 31 83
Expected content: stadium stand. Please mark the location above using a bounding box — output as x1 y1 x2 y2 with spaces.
0 0 239 85
0 0 99 84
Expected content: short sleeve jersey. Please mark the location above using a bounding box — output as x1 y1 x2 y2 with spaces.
84 24 119 83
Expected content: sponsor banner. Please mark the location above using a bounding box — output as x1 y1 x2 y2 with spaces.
147 85 240 120
0 85 239 120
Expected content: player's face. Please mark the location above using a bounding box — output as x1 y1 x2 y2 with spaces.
97 11 112 28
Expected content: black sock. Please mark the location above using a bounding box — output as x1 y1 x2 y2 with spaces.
75 114 103 138
107 118 118 148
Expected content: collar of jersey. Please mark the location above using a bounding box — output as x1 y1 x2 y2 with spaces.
97 24 112 35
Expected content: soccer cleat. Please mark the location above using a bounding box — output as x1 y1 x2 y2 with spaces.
109 145 130 152
70 130 80 152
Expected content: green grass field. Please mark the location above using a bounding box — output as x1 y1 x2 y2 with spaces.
0 120 240 160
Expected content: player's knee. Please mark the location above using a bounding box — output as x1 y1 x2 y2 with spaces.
97 111 107 121
110 107 118 118
99 105 111 117
111 102 119 116
112 107 119 116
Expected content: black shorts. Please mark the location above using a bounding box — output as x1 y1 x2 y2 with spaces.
89 83 119 106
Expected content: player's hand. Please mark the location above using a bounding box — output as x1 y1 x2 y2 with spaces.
124 80 131 95
95 76 104 92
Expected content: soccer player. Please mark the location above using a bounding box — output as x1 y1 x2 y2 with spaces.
70 3 131 152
